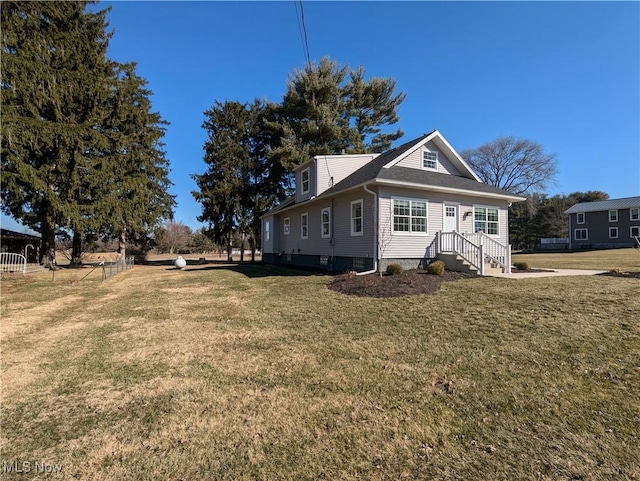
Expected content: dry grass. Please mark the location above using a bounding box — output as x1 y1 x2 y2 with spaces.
513 247 640 271
1 260 639 480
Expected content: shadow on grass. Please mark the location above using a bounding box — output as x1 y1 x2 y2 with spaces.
140 259 331 278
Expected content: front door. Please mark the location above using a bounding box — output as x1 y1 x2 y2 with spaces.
444 204 458 232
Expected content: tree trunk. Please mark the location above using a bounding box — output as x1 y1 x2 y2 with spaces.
117 230 127 259
226 230 233 262
249 236 256 263
40 214 56 269
70 230 83 267
240 231 245 263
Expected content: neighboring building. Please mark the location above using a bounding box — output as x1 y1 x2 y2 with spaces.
261 130 525 275
564 196 640 249
0 228 42 263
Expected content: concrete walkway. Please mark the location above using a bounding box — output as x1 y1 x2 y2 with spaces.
489 268 608 279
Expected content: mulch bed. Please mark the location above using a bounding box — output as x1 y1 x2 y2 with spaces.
598 271 640 279
328 269 478 298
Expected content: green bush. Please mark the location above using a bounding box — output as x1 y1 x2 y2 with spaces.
386 263 404 275
513 261 529 271
427 260 445 276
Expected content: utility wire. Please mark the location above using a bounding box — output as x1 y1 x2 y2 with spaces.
294 0 311 70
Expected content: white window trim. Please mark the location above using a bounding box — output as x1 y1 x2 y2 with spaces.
630 208 640 221
300 213 308 239
576 212 585 224
574 228 588 241
422 148 438 171
301 168 310 195
473 205 500 237
391 197 428 235
609 227 618 239
631 226 640 237
283 217 290 236
321 207 331 239
264 220 270 241
350 199 363 236
609 209 618 222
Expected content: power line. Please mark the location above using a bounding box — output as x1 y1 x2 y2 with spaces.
293 0 311 70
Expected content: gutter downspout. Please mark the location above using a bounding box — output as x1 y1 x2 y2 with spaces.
357 184 378 276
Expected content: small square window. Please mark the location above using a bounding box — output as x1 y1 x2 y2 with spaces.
422 150 438 170
609 227 618 239
631 226 640 237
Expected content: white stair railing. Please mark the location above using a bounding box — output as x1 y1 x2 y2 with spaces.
0 252 27 274
437 231 485 275
463 232 511 273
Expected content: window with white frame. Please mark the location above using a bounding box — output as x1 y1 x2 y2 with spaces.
321 207 331 238
609 209 618 222
422 149 438 170
576 212 585 224
301 168 310 194
609 227 618 239
574 228 588 240
630 208 639 221
300 213 308 239
393 199 427 234
631 226 640 237
264 221 270 241
474 206 499 235
351 200 363 236
283 217 290 235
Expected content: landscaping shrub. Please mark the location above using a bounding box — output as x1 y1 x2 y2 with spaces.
513 261 529 271
386 263 404 275
426 260 445 276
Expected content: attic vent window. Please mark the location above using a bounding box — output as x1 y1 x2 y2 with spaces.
422 150 438 170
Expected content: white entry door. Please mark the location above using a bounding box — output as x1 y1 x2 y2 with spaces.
444 204 458 232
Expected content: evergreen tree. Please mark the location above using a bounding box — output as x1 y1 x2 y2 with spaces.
96 63 175 259
269 57 405 168
1 1 113 267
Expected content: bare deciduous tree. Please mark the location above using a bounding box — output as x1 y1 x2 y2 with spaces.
156 221 192 254
461 136 558 195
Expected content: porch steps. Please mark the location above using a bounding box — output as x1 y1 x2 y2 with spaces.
436 253 506 276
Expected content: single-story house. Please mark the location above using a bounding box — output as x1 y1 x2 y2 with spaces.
564 196 640 249
0 228 42 263
261 130 525 275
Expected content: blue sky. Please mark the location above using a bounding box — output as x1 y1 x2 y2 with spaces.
3 1 639 233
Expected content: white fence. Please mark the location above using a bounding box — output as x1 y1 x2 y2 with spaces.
0 253 26 274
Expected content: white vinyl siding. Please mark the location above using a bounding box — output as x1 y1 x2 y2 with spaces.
395 141 462 175
351 199 363 236
321 207 331 238
474 206 499 236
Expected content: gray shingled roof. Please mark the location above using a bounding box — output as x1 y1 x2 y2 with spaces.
564 196 640 214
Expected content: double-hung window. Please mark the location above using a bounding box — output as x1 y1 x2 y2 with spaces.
321 207 331 238
283 217 290 235
576 212 585 224
393 199 427 234
264 221 270 241
609 210 618 222
609 227 618 239
300 213 308 239
301 168 310 194
474 206 499 235
630 208 639 221
631 226 640 238
351 200 363 236
422 149 438 170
